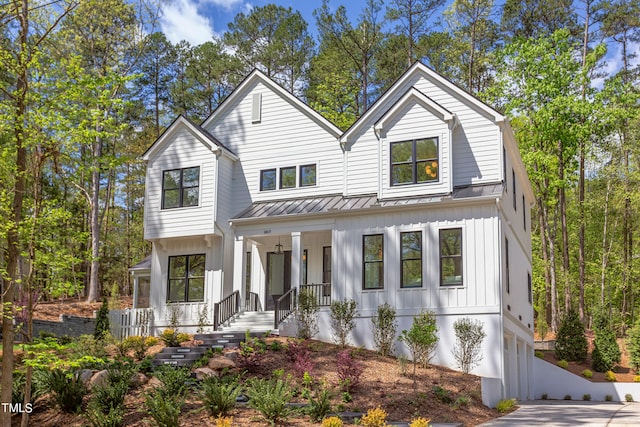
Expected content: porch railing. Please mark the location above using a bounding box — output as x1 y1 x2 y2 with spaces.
109 308 154 340
274 287 297 330
245 292 261 312
213 291 240 331
300 283 332 307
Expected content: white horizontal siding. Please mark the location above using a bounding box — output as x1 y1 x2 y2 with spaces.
380 100 451 198
205 80 343 209
332 203 500 315
144 128 216 240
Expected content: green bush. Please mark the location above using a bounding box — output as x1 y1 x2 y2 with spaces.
398 310 438 379
557 359 569 369
605 370 616 382
583 394 591 401
245 377 294 425
564 394 572 400
625 394 634 402
297 288 320 339
95 298 111 341
627 321 640 372
153 366 191 398
535 351 544 358
540 393 548 400
591 311 621 372
145 388 183 427
200 375 241 417
452 317 486 374
431 385 453 404
330 299 358 347
371 303 397 357
582 369 593 378
85 401 125 427
495 398 516 413
306 387 333 422
41 369 87 413
605 394 613 401
554 309 587 362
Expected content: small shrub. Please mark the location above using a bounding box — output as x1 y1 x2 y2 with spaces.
238 333 268 373
634 375 640 382
291 344 314 379
409 417 431 427
159 329 180 347
397 355 409 376
496 398 517 413
153 366 191 398
399 310 438 383
297 288 320 339
564 394 572 400
454 395 470 408
246 377 294 425
330 299 358 347
583 394 591 401
341 391 352 403
557 360 569 369
537 317 549 341
540 393 548 400
555 309 587 362
95 298 110 340
123 336 159 360
371 303 397 356
535 350 544 358
197 303 209 334
452 317 486 374
582 369 593 378
41 369 87 413
145 388 183 427
591 311 621 372
336 350 363 392
605 394 613 401
628 321 640 371
200 376 241 417
605 370 616 382
361 406 388 427
214 416 233 427
307 387 333 422
322 416 344 427
85 401 125 427
432 385 453 404
625 393 633 402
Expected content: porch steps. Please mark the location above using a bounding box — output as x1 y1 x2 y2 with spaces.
216 310 276 334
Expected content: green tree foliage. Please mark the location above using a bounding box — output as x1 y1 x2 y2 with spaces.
627 321 640 372
500 0 577 40
555 309 588 362
591 310 621 372
224 4 314 95
399 310 439 381
95 298 111 340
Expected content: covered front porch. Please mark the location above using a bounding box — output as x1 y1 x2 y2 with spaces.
230 229 333 329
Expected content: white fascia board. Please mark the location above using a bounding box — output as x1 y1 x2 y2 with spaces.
201 69 343 139
374 87 457 133
142 116 222 161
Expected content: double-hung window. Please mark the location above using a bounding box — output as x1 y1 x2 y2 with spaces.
167 254 205 302
363 234 384 289
162 167 200 209
440 228 462 286
391 137 438 185
401 231 422 288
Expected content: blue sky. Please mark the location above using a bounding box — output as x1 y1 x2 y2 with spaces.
158 0 636 83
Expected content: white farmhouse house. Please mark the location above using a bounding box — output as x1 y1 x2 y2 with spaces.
138 62 535 406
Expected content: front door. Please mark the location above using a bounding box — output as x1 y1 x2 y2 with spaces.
266 251 291 310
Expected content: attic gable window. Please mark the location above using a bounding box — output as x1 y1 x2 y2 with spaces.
391 137 438 185
162 166 200 209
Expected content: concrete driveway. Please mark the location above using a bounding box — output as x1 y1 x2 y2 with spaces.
477 400 640 426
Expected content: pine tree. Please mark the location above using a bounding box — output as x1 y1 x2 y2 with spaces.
554 309 588 362
94 298 111 340
591 311 621 372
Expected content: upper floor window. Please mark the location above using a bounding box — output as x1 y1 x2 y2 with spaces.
522 195 526 231
440 228 462 286
401 231 422 288
363 234 384 289
260 169 276 191
300 164 317 187
162 166 199 209
527 272 532 304
280 166 296 189
512 169 516 210
167 254 205 302
391 137 438 185
505 237 510 294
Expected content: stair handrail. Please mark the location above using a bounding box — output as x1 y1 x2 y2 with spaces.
245 291 261 312
274 287 297 330
213 290 240 331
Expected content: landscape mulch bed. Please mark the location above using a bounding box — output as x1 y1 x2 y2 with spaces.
16 336 499 426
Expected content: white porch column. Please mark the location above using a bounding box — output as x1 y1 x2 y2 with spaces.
232 235 247 306
291 232 303 293
132 273 139 309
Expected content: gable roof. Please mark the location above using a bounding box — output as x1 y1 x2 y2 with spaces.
142 115 238 161
374 87 458 133
201 69 343 138
341 62 505 144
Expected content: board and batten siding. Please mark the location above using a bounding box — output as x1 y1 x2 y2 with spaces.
144 128 217 240
205 80 343 209
380 100 451 199
331 203 500 315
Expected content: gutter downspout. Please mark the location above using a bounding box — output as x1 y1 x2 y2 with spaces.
496 196 506 400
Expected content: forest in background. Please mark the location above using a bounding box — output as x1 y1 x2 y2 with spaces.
0 0 639 346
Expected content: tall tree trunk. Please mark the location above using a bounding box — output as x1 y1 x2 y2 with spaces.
87 133 103 302
558 140 571 312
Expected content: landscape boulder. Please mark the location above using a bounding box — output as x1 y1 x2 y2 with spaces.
208 356 236 370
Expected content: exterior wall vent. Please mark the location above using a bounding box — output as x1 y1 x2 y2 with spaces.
252 93 262 123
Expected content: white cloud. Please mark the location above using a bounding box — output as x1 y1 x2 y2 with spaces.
592 41 640 89
203 0 243 10
160 0 216 45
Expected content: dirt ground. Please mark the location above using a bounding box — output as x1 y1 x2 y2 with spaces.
31 296 133 321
